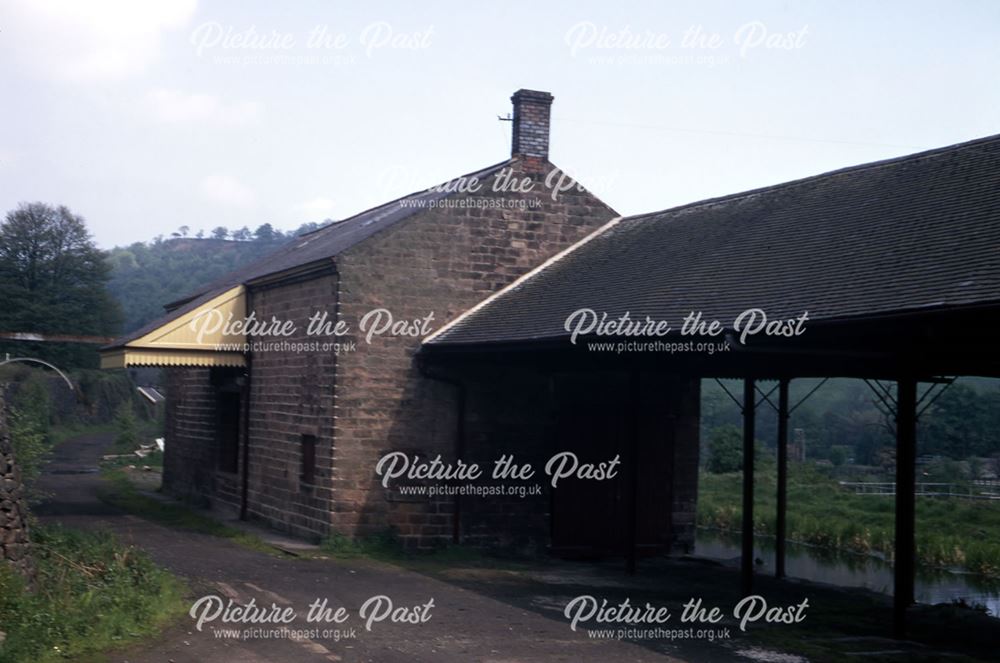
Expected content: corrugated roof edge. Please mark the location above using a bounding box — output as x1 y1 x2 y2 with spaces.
422 215 624 345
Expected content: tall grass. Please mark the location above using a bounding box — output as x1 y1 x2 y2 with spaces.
698 462 1000 577
0 524 186 663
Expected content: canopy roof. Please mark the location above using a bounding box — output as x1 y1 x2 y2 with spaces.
99 286 246 369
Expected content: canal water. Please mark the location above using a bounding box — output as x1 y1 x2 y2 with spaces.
695 529 1000 616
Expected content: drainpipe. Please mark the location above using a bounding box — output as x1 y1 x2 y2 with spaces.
418 358 467 544
328 268 341 536
239 287 254 521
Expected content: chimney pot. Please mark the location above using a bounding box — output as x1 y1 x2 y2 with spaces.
511 89 553 162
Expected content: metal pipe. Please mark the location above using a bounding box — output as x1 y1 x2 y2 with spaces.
776 378 789 579
239 287 254 521
894 378 917 637
741 377 756 596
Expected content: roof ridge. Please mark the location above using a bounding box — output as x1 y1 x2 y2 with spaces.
299 158 514 238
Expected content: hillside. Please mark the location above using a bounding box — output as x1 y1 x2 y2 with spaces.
107 223 327 334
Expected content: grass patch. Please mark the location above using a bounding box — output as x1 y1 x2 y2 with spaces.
698 461 1000 576
320 529 405 560
97 470 277 556
0 524 186 663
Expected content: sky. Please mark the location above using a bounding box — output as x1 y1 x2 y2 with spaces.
1 0 999 249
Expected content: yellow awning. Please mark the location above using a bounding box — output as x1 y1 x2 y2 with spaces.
100 286 247 369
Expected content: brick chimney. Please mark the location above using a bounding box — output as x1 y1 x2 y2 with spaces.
510 89 553 163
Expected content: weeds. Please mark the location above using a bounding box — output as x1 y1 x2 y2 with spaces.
97 470 275 556
698 463 1000 577
0 524 185 663
320 529 404 560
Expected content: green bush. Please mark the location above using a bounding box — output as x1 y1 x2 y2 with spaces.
706 425 744 473
7 408 48 487
9 377 50 433
113 401 138 453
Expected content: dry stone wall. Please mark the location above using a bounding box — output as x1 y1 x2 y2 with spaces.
0 389 35 581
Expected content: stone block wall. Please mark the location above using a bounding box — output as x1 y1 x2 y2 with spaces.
162 367 219 505
0 389 35 581
243 273 339 539
331 159 617 546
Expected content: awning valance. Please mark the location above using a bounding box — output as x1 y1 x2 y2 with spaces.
100 286 247 369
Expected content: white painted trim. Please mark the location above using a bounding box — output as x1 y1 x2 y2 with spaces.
422 216 624 344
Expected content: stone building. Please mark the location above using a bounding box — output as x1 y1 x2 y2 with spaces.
102 89 707 552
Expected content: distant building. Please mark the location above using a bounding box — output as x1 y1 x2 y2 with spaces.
788 428 806 463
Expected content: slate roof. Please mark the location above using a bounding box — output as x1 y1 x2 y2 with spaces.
426 134 1000 347
105 160 510 350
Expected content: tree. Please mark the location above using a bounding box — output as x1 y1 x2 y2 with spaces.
231 226 252 241
211 226 229 240
106 232 286 333
254 223 277 242
177 225 190 237
195 229 205 239
294 221 322 236
707 425 744 473
0 202 122 366
922 384 1000 459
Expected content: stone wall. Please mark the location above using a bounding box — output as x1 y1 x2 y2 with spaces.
0 389 35 581
162 367 218 505
332 159 617 547
243 273 339 539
